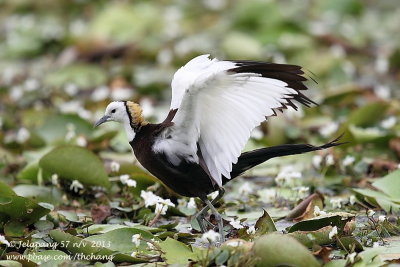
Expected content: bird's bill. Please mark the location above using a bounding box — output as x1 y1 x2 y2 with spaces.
93 115 111 127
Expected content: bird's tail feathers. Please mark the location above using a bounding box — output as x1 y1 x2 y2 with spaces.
228 135 345 181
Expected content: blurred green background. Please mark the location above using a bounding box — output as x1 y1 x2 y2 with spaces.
1 0 400 180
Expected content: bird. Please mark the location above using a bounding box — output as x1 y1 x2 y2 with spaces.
94 54 342 240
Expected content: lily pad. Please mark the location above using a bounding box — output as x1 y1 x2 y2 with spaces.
84 227 156 254
0 195 51 227
39 146 110 189
158 237 197 265
288 212 354 233
49 230 145 263
252 233 320 267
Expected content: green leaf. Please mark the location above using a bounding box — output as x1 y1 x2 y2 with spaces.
0 181 16 197
0 195 51 226
44 64 107 89
13 185 62 205
289 226 333 248
159 237 196 265
252 233 320 267
4 221 25 237
39 146 110 189
35 114 92 144
346 102 388 127
255 209 277 236
0 261 23 267
372 170 400 199
84 227 156 254
27 250 69 265
288 212 354 233
49 230 146 263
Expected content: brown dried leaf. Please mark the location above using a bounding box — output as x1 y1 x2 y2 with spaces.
286 193 324 221
91 204 111 223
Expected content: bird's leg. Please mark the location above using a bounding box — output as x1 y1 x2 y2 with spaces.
204 198 225 242
195 188 225 232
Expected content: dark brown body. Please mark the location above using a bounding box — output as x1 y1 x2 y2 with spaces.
130 123 218 199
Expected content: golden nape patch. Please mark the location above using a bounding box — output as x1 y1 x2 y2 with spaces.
126 101 148 126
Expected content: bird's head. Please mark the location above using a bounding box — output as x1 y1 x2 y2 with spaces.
94 101 147 136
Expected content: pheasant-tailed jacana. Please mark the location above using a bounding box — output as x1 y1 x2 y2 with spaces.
94 55 341 240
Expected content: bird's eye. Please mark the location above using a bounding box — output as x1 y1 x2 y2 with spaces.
111 109 116 113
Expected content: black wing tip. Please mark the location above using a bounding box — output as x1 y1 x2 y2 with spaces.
228 60 318 111
319 133 349 149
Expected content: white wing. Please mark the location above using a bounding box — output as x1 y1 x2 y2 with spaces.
159 55 314 186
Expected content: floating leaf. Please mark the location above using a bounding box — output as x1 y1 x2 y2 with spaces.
0 181 16 197
372 170 400 199
36 114 92 144
44 64 107 89
0 195 51 227
49 230 145 263
288 212 355 233
159 237 197 265
84 227 156 254
39 146 110 189
13 185 62 205
255 209 277 236
289 226 333 248
252 233 320 267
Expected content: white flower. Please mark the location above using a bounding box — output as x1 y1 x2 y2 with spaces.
238 182 253 196
187 198 196 209
347 252 357 264
24 78 39 91
51 174 59 186
64 83 78 96
349 195 356 205
126 179 137 187
378 215 386 222
140 191 160 207
312 155 323 169
314 206 326 217
16 127 30 144
229 218 244 229
119 174 130 184
201 230 220 243
342 156 355 166
275 166 302 186
70 180 84 193
65 123 76 141
131 234 141 247
367 210 375 217
131 251 138 257
374 85 390 100
330 198 343 209
155 198 175 215
147 242 155 250
0 235 10 246
258 188 276 203
297 186 309 196
381 116 396 129
325 154 335 166
110 161 120 172
247 226 256 235
319 122 339 137
91 86 110 102
76 136 87 147
328 226 338 239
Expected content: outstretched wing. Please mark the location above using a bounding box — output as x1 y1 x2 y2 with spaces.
159 55 315 186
